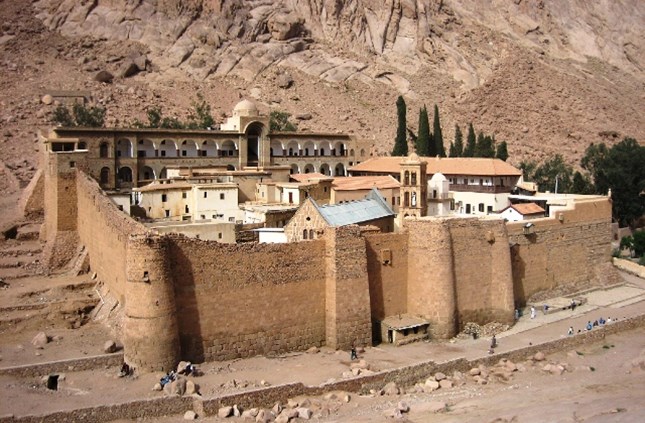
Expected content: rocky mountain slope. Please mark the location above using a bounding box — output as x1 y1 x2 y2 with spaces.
0 0 643 224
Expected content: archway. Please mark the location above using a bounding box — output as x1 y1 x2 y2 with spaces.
319 163 331 176
246 122 265 165
100 167 110 185
159 167 168 179
303 141 315 156
117 139 133 158
318 141 332 156
334 163 346 176
137 139 155 158
270 140 284 157
159 140 177 157
226 164 236 171
202 140 217 157
304 164 315 174
181 140 198 157
333 141 345 156
286 140 300 157
139 166 155 181
221 140 237 157
99 142 110 158
290 164 300 174
117 167 133 182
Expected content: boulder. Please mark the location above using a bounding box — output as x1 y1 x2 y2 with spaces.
505 360 518 372
152 383 162 391
41 95 53 105
185 380 198 395
350 359 370 370
165 377 187 396
242 408 259 419
351 368 361 376
183 410 197 420
119 60 140 78
424 379 440 391
272 402 283 415
296 407 312 420
383 381 399 396
133 54 147 71
103 340 117 353
397 401 410 413
277 73 293 89
469 367 481 376
255 409 274 423
218 406 233 418
434 372 447 381
343 393 351 403
287 398 299 408
439 379 453 389
534 351 546 361
31 332 49 349
94 70 114 83
176 361 191 373
233 405 242 417
295 113 312 120
306 346 319 354
383 408 404 419
427 401 447 413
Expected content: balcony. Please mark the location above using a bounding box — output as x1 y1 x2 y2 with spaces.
450 184 512 194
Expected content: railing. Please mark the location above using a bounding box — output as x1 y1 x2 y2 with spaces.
450 184 512 194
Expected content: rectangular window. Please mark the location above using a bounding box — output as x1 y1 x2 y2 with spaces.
182 150 187 157
466 204 471 214
161 150 166 157
218 233 222 239
161 194 167 202
479 203 484 212
69 161 76 168
228 217 234 222
182 192 187 199
203 192 208 198
164 210 170 217
185 205 189 213
220 193 225 200
487 206 493 214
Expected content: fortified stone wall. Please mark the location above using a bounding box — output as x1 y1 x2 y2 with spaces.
166 236 328 362
449 218 514 327
507 198 612 305
364 232 408 321
76 172 146 303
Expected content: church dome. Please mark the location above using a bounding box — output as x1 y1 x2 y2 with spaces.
430 172 447 182
233 99 258 117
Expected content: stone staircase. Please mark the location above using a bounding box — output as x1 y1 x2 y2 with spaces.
0 221 44 282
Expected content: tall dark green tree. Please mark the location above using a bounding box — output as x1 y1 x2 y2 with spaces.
416 106 431 156
432 104 445 157
476 133 495 158
463 123 476 157
572 171 594 194
449 124 464 157
392 96 408 156
581 138 645 227
496 140 509 161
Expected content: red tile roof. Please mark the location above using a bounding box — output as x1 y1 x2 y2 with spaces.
332 176 400 191
509 202 546 215
349 156 522 176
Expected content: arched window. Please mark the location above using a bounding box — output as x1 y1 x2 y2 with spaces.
303 229 308 240
404 171 410 186
404 192 410 207
411 172 417 185
99 142 109 158
309 229 314 239
100 167 109 185
78 141 87 150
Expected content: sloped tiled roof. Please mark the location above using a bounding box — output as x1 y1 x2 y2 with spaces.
290 172 329 182
332 175 400 191
349 156 522 176
313 188 394 226
509 202 546 215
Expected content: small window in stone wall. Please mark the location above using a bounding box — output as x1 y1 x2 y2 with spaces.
69 161 75 168
203 191 208 198
162 194 167 202
165 210 170 217
303 229 308 239
218 233 222 239
182 192 187 199
309 229 314 239
220 193 225 200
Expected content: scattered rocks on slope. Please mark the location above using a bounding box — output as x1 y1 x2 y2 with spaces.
31 332 49 349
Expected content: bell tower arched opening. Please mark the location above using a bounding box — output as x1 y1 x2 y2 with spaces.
246 122 265 167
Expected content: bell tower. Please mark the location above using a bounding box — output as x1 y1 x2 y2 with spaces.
399 153 427 219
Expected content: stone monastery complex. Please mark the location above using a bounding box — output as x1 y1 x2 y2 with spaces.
35 100 614 373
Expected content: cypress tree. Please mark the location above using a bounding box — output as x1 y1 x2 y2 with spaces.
496 140 509 161
417 106 431 156
392 96 408 156
450 124 464 157
432 104 445 157
463 123 476 157
478 134 495 158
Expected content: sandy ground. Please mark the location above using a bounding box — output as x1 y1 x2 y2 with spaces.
1 253 645 422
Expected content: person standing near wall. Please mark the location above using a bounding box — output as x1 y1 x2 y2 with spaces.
530 306 536 319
